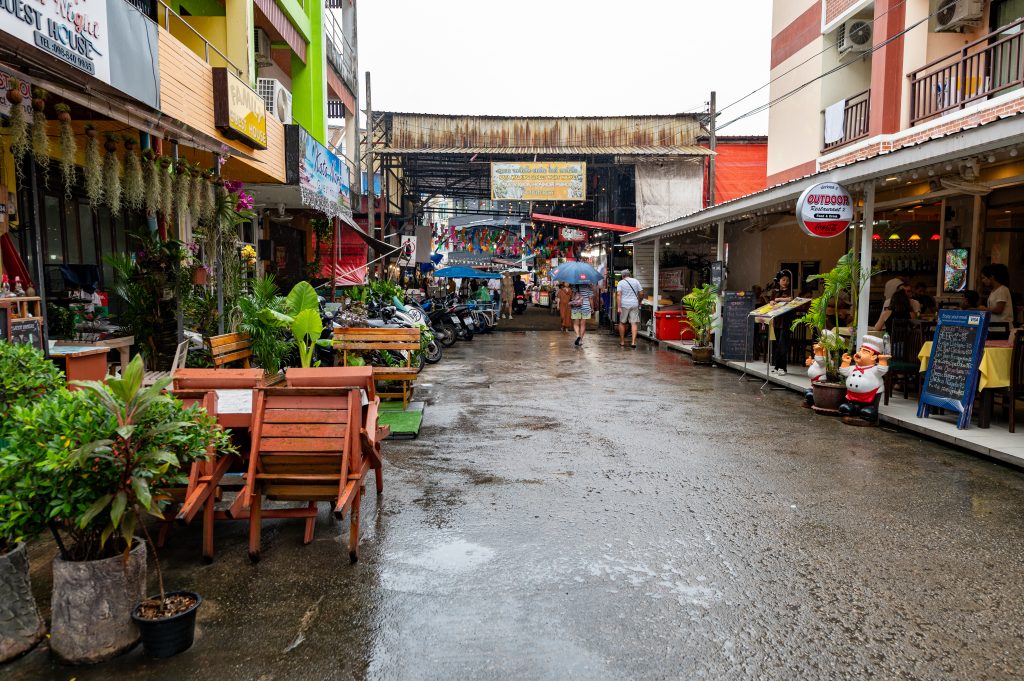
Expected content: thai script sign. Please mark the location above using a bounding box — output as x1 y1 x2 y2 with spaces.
213 68 267 149
491 162 586 201
559 226 586 242
795 182 853 238
0 0 109 81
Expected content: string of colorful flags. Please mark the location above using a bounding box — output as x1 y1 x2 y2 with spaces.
431 224 588 259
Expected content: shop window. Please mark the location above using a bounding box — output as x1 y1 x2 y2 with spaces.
98 208 114 284
78 202 98 265
44 194 63 264
63 201 81 262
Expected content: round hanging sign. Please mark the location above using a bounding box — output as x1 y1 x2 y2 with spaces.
795 182 853 238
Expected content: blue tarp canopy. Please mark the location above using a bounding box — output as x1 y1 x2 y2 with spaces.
433 266 501 279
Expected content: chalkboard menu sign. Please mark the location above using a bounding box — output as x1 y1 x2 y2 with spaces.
9 317 44 350
710 261 724 292
0 304 8 342
720 291 755 361
917 309 989 429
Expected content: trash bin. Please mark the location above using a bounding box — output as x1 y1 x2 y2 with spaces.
655 310 694 341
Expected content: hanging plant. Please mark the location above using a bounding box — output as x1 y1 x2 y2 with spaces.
142 149 159 215
7 79 29 179
201 171 216 224
54 103 76 199
173 160 191 218
83 125 103 208
122 137 144 211
159 156 173 220
189 163 205 222
102 133 122 214
30 87 49 187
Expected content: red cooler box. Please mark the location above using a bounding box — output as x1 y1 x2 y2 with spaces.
655 310 694 341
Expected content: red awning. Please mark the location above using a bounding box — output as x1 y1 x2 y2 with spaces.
531 213 637 233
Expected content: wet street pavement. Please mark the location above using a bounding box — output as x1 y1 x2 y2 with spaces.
9 309 1024 680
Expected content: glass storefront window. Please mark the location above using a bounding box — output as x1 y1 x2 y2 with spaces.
78 202 98 264
44 194 62 264
63 200 80 262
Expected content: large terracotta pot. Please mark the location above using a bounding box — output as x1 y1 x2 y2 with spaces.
811 382 846 415
0 543 45 662
49 541 146 665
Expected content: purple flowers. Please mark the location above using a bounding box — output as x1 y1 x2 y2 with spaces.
236 191 254 211
223 180 243 194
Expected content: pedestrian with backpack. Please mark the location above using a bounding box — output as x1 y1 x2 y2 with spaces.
616 269 644 348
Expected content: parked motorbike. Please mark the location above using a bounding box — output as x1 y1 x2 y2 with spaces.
513 292 528 314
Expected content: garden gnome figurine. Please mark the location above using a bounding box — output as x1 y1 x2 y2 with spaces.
838 335 890 422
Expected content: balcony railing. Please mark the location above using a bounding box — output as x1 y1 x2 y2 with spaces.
325 9 357 95
821 89 871 151
154 0 243 76
909 17 1024 126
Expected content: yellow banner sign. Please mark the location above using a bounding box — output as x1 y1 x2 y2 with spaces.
213 68 268 149
491 162 586 201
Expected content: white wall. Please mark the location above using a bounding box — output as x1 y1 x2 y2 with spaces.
768 40 826 178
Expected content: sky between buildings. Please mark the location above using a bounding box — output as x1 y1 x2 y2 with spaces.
358 0 772 135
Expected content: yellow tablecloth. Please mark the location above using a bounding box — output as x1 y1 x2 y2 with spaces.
918 341 1013 391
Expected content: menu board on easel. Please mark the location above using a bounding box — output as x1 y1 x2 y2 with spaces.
720 291 755 361
917 309 989 430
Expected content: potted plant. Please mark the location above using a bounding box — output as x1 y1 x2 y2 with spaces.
0 344 63 662
2 357 224 663
683 283 719 364
790 250 877 414
236 274 293 376
262 280 332 369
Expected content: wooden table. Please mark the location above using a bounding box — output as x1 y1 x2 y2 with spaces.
56 336 134 373
48 345 109 387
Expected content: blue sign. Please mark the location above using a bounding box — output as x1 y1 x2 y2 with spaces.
298 127 349 217
917 309 990 429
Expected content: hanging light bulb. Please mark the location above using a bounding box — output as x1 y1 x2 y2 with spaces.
908 234 921 241
872 233 882 240
888 233 901 240
930 234 941 241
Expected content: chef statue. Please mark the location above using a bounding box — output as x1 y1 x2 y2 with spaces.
837 335 890 423
804 334 829 406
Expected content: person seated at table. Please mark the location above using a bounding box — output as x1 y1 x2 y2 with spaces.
883 277 921 319
961 290 980 310
871 288 913 333
979 263 1014 324
913 282 937 316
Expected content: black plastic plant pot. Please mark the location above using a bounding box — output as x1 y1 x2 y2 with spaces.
131 591 202 658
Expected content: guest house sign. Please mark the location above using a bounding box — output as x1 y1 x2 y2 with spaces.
795 182 853 238
0 0 110 81
213 68 268 149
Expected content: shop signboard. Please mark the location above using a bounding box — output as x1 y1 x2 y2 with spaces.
287 126 350 218
9 317 44 350
213 68 268 149
720 291 755 361
710 261 724 291
560 226 586 242
0 68 32 118
795 182 853 238
917 309 989 429
658 267 683 291
491 162 586 201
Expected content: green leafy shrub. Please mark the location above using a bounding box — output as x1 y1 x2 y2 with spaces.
236 274 293 374
0 342 65 413
682 283 719 348
1 357 231 560
261 281 330 368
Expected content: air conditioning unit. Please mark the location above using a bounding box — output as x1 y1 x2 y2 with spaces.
837 19 872 57
253 28 273 67
934 0 983 32
257 78 293 125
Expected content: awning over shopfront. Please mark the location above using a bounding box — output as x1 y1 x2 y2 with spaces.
531 213 637 234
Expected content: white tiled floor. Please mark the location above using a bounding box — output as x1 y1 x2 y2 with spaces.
659 339 1024 468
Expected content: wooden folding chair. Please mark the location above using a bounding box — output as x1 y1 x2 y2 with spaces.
157 389 235 562
245 387 380 563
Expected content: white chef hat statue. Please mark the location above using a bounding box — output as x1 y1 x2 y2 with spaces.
804 329 835 407
838 334 890 423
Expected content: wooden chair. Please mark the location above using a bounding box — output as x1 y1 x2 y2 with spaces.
333 328 421 408
995 331 1024 433
245 387 381 563
884 320 924 404
143 339 190 387
208 332 254 368
157 389 235 562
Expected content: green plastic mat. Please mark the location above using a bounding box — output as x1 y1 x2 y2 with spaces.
378 401 424 439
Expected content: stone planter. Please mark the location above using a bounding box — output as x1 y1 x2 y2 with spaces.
0 543 45 663
50 541 146 665
691 346 714 364
811 381 846 415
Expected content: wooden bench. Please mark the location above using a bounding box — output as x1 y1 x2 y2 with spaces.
333 327 421 409
244 387 379 563
208 332 254 368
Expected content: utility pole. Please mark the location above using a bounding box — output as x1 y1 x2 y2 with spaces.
708 90 717 208
365 71 375 272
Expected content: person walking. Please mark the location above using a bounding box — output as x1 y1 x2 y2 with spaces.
570 284 593 346
557 282 573 333
500 273 514 319
616 269 644 348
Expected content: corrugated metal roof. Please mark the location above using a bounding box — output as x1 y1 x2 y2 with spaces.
377 146 713 156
